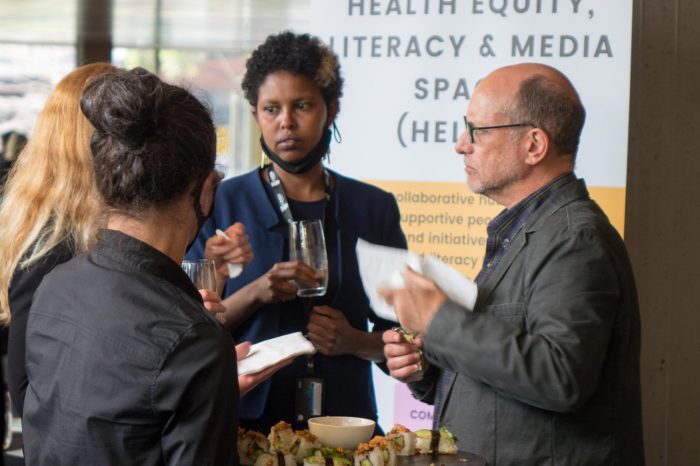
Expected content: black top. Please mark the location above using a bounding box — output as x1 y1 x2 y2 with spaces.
7 239 73 416
22 229 239 466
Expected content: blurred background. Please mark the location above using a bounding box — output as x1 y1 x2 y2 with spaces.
0 0 312 178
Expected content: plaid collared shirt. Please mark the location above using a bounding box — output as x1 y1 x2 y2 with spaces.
432 172 577 429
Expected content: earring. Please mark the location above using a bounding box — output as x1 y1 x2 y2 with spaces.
332 122 342 143
260 151 270 169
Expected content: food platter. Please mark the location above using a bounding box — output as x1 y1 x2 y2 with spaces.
397 452 486 466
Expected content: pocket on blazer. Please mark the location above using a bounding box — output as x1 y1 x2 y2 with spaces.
484 302 525 325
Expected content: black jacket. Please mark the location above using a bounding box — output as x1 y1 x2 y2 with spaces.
23 229 239 465
7 239 73 417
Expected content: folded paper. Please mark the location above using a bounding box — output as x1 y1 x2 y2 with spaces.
237 331 316 376
356 239 478 322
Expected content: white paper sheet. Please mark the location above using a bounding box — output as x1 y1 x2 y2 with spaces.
237 331 316 376
356 239 478 323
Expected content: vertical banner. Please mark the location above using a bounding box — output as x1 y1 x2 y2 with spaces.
310 0 633 432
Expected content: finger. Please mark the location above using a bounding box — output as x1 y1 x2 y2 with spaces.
206 235 228 247
202 300 226 315
286 261 321 286
270 281 298 301
269 262 317 283
199 289 219 301
403 266 439 290
386 353 420 377
382 329 403 344
235 341 252 360
239 355 294 395
308 312 333 327
206 235 236 252
222 245 252 263
378 287 396 305
310 305 341 319
307 322 333 339
225 222 246 237
414 335 425 348
385 349 421 370
383 341 419 358
199 290 226 314
306 335 333 355
389 361 422 381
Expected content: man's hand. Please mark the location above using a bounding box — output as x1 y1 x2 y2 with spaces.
307 306 358 356
383 329 423 382
379 267 447 334
235 341 292 396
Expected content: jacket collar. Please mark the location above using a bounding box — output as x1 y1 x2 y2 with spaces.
94 229 203 304
474 177 590 311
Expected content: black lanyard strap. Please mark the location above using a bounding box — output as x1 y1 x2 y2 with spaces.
267 165 332 224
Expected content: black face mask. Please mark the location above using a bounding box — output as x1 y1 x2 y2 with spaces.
187 174 219 251
260 128 332 174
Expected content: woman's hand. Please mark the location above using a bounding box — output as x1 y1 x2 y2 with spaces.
199 289 227 324
235 341 293 395
250 260 319 304
204 222 253 278
306 305 358 356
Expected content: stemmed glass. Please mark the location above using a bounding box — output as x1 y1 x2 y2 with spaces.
289 219 328 297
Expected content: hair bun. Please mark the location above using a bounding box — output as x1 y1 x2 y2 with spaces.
80 67 164 148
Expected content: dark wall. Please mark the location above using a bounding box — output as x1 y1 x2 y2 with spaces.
626 1 700 464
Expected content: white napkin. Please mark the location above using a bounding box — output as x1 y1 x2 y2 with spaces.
356 239 478 322
237 332 316 376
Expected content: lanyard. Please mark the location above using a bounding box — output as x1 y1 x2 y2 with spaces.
267 164 332 224
268 165 333 375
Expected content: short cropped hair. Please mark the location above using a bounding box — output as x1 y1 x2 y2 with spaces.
242 31 344 113
508 74 586 159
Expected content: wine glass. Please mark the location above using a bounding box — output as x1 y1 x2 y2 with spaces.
289 219 328 297
181 259 217 292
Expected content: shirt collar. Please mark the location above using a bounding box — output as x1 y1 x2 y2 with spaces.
94 229 203 304
487 172 577 239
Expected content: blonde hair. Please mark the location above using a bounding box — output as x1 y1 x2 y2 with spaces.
0 62 117 325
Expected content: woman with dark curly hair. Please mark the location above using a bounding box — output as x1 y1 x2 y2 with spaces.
187 31 407 434
21 67 282 465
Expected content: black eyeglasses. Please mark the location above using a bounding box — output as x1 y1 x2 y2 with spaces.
463 116 534 144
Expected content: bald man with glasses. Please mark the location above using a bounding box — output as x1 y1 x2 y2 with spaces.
382 63 644 465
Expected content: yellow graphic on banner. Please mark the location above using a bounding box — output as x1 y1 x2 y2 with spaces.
370 181 626 279
216 127 229 154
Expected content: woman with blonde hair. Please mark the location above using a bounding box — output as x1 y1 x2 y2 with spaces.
0 62 117 417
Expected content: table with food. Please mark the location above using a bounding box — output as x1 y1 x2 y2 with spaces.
237 418 486 466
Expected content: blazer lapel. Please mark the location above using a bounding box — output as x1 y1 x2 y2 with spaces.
442 178 591 415
473 178 590 311
473 228 529 311
328 170 345 308
249 169 287 263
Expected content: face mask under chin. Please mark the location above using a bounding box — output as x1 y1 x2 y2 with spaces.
260 128 332 174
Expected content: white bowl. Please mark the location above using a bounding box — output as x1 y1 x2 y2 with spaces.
307 416 375 449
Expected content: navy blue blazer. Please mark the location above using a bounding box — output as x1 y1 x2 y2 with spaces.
187 168 406 422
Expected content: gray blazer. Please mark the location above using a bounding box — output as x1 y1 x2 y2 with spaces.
410 178 644 465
